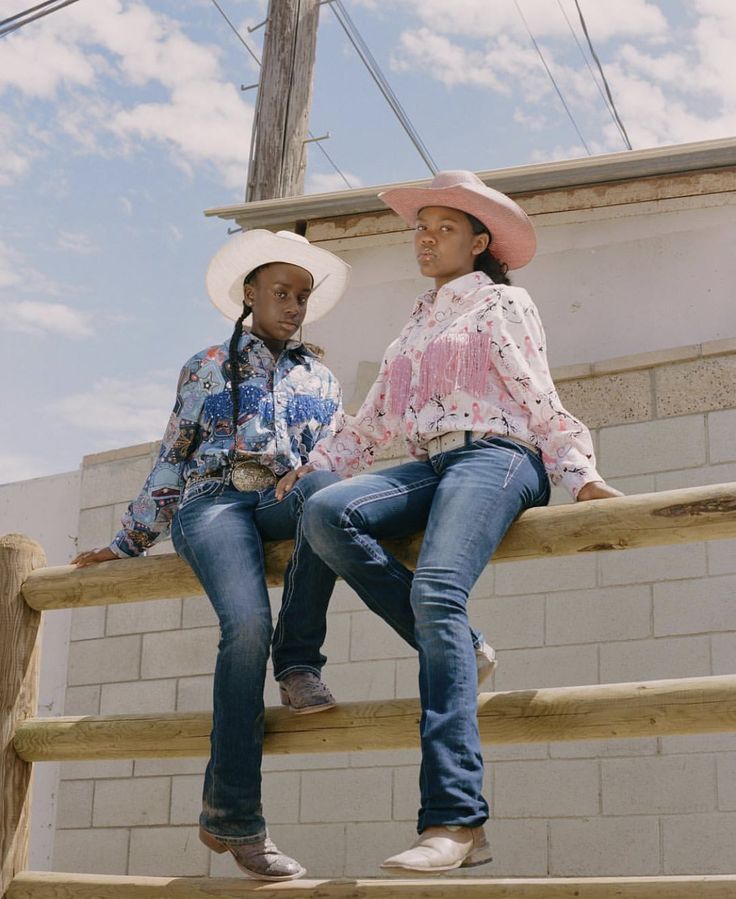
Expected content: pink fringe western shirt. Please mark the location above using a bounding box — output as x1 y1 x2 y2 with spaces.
309 271 602 498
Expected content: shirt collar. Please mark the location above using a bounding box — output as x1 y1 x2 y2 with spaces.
436 270 493 299
236 329 314 365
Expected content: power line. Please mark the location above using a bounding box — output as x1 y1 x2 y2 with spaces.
513 0 591 155
0 0 81 38
326 0 438 175
555 0 629 149
208 0 353 190
572 0 632 150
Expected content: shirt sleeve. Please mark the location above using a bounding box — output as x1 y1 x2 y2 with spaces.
109 358 204 558
487 288 602 498
308 343 402 476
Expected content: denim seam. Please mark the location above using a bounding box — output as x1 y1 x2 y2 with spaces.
271 490 303 660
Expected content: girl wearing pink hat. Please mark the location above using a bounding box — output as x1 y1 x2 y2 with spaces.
282 171 621 873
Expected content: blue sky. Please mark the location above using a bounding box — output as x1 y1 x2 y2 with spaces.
1 0 734 483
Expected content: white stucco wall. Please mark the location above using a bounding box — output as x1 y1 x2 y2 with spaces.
0 470 80 869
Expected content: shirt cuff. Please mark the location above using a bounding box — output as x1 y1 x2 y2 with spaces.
562 468 604 500
109 533 139 559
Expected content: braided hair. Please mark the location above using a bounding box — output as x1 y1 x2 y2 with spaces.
465 212 512 286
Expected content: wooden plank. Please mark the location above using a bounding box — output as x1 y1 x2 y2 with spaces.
20 484 736 612
7 872 736 898
13 675 736 762
0 535 45 897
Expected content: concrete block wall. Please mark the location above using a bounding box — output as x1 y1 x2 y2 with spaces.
52 341 736 878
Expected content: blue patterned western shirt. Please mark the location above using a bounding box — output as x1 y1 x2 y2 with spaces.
110 330 343 558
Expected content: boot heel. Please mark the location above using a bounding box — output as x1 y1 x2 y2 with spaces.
199 827 227 854
462 830 493 868
279 684 291 708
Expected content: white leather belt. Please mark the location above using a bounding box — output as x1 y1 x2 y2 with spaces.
424 431 540 459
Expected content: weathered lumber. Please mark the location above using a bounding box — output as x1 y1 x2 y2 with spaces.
20 483 736 611
7 872 736 898
13 675 736 762
0 535 45 897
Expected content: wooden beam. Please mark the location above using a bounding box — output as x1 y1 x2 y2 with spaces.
1 535 45 897
7 872 736 898
20 483 736 612
13 675 736 762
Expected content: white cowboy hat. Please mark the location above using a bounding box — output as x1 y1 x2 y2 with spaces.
206 229 351 324
379 170 536 270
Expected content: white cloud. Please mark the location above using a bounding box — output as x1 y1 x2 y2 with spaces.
57 231 98 254
306 171 363 194
0 240 61 296
0 300 94 338
55 375 175 443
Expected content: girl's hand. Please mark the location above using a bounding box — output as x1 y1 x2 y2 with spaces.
576 480 624 502
71 547 118 567
275 464 315 501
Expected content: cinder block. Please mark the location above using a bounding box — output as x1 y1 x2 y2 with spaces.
483 819 548 876
660 733 736 754
323 610 351 663
484 743 549 762
177 675 214 711
254 823 345 879
599 543 707 586
93 776 170 827
495 645 599 691
349 610 414 661
395 657 420 698
328 579 364 613
663 812 736 873
469 594 545 650
550 737 657 759
170 774 202 825
55 780 93 829
709 409 736 463
70 605 106 641
182 596 216 628
322 659 395 701
602 755 716 814
76 505 115 550
60 760 133 780
495 554 597 595
53 828 129 875
300 768 392 822
653 575 736 635
107 598 181 635
262 751 350 772
134 758 206 777
81 454 155 508
707 539 736 575
470 562 495 599
557 369 652 428
549 816 660 875
717 753 736 810
545 585 651 645
599 416 706 477
655 461 736 491
344 821 415 878
263 772 301 824
100 679 177 715
392 766 420 821
600 636 710 683
129 825 209 876
712 633 736 675
604 474 656 495
494 759 599 817
656 357 736 418
67 634 141 685
350 748 421 769
63 684 100 716
141 627 218 679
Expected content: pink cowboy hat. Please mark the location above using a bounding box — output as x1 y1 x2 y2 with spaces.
378 170 536 270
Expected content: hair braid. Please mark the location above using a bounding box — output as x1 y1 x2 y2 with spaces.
465 212 512 286
228 303 250 453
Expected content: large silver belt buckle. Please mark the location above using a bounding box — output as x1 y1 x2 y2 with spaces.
230 461 277 492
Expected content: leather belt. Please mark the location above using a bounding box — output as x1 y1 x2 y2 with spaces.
424 431 540 460
185 462 277 493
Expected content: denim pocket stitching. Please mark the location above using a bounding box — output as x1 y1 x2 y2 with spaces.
180 478 222 507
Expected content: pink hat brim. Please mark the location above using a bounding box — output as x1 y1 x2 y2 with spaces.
378 182 536 270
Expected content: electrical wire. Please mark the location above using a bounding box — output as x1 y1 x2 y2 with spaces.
0 0 81 38
572 0 632 149
513 0 591 155
208 0 352 190
327 0 438 175
0 0 64 29
555 0 629 149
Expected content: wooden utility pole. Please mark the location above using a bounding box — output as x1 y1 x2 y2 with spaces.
246 0 321 202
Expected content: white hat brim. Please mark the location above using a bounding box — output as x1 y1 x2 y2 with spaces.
206 229 351 325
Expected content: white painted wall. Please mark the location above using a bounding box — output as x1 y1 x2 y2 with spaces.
0 470 79 869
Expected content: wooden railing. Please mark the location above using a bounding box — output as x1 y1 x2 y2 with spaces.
3 483 736 898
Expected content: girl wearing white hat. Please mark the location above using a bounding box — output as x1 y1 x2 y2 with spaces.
283 171 621 873
72 230 350 881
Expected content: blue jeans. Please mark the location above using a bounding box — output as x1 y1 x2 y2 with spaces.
170 469 340 842
303 437 550 832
